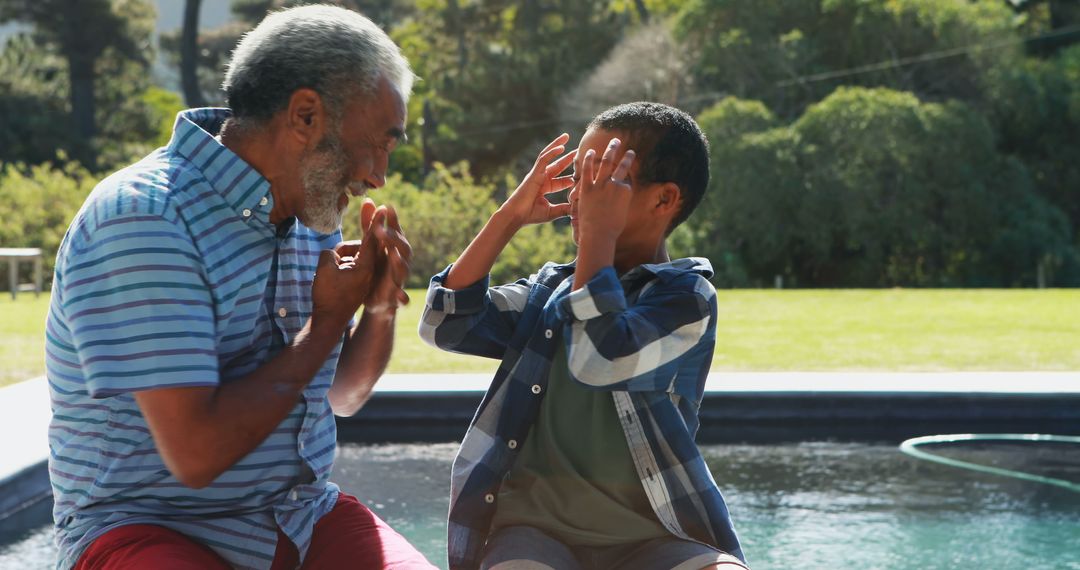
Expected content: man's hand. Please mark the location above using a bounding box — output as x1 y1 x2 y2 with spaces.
578 137 636 242
346 199 412 315
311 205 382 329
496 133 576 228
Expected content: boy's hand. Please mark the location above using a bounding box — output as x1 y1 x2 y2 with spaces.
497 133 576 228
578 138 635 242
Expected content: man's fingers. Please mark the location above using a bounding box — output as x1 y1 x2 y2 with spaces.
333 239 362 257
360 198 377 232
317 249 340 272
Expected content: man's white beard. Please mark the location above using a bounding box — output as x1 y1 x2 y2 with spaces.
298 133 350 234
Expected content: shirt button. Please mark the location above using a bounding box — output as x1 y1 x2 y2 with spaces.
259 196 269 206
531 384 542 394
507 439 518 449
544 329 553 339
484 493 495 504
278 307 287 318
242 208 252 217
299 440 305 451
289 490 299 501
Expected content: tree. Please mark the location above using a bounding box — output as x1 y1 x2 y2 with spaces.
400 0 629 177
696 87 1077 287
0 0 155 166
674 0 1021 119
558 22 689 130
180 0 206 108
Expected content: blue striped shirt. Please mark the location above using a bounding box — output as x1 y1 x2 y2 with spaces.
46 108 343 570
419 259 745 569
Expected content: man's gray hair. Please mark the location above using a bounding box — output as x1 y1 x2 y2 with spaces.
222 4 414 125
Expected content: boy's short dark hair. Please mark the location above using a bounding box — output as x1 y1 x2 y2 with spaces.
588 102 710 232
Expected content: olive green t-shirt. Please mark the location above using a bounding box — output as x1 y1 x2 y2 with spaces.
489 337 669 546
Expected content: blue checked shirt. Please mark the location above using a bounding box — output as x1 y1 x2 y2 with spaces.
46 109 344 570
419 258 746 569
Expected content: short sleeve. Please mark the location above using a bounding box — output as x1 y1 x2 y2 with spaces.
60 214 219 398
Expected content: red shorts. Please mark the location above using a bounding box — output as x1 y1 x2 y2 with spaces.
74 492 437 570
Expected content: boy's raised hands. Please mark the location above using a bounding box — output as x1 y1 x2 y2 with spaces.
577 137 635 242
497 133 577 228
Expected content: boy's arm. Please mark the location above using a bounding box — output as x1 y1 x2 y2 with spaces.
557 269 716 396
445 133 575 289
561 138 713 395
419 134 576 356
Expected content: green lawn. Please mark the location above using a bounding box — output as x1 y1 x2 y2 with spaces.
3 289 1078 388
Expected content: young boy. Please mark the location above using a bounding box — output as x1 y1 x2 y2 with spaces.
419 103 747 570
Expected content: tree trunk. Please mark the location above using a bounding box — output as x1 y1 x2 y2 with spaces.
633 0 650 23
67 52 97 165
181 0 206 107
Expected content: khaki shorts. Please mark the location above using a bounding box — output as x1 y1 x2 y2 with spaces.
480 525 749 570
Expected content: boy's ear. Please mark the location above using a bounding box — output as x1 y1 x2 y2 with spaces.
655 182 682 218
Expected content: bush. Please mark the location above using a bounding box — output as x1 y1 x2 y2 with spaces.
0 159 96 290
693 87 1079 287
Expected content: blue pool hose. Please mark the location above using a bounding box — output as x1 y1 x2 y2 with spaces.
898 434 1080 493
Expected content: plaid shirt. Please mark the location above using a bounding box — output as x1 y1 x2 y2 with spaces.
419 258 746 569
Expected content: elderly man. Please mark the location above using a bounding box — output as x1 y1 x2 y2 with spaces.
44 5 434 569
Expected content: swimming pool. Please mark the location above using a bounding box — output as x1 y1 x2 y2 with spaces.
2 442 1077 569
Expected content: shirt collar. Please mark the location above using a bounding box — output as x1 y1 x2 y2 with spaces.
167 108 275 231
620 257 715 284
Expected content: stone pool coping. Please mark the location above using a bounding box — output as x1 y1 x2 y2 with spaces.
4 372 1079 534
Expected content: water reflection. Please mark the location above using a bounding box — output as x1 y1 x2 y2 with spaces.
2 442 1077 569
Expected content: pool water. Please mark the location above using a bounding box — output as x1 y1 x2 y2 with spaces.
2 442 1078 569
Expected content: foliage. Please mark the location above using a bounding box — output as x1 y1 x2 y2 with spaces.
674 0 1022 118
696 87 1077 287
558 22 690 130
0 0 165 170
342 163 575 288
0 160 97 287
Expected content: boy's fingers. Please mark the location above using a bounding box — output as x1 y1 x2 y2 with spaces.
539 133 570 157
546 175 575 194
610 150 635 184
594 137 621 183
544 149 577 178
581 149 596 191
533 144 566 173
548 202 571 219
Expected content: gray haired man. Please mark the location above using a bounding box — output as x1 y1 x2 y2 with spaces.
46 5 434 569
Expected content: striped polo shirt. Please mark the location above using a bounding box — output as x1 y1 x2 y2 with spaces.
45 108 344 570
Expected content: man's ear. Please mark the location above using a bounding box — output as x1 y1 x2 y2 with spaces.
285 88 326 146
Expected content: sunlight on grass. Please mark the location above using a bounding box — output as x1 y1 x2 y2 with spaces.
0 294 51 387
3 288 1077 388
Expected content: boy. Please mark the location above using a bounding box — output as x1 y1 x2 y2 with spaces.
419 103 747 570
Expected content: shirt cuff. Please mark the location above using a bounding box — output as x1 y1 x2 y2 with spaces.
426 264 490 315
556 266 626 321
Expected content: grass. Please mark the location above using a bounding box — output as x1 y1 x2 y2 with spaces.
3 288 1078 388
